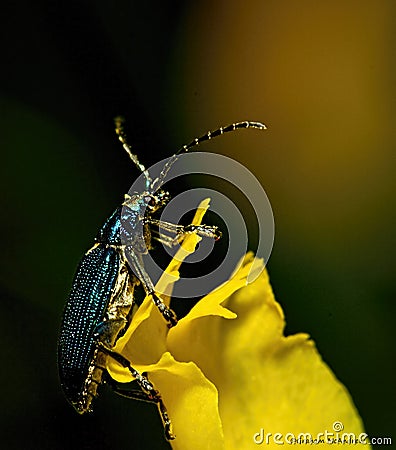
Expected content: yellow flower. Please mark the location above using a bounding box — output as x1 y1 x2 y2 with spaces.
107 199 369 449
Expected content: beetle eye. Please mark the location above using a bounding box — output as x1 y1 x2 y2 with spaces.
144 196 156 207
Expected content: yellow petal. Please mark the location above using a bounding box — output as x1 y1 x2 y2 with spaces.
167 253 261 386
169 253 368 449
145 352 224 450
106 351 224 448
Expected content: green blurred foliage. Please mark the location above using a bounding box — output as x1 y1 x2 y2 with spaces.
1 1 394 448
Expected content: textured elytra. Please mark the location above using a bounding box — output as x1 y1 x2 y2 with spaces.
58 207 124 407
58 244 120 404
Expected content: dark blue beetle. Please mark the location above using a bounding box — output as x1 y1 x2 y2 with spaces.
58 118 265 440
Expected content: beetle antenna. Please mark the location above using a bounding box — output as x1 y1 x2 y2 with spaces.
114 116 152 186
150 120 266 191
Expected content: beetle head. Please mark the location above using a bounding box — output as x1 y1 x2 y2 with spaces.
143 189 170 213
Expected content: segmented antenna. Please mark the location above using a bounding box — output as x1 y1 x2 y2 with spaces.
150 120 266 191
177 121 266 156
114 116 151 185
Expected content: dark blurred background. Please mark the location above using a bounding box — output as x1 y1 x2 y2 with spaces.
1 1 395 449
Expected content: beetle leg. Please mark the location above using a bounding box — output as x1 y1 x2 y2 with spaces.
113 387 174 441
148 218 222 243
98 342 175 440
151 230 179 248
124 246 178 327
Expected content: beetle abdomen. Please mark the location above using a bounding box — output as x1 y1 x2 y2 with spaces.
58 245 120 406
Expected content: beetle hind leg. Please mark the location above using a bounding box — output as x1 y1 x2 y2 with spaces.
113 387 174 441
98 342 175 440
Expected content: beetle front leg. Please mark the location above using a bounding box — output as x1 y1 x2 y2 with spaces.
148 218 222 242
98 342 175 440
148 219 222 248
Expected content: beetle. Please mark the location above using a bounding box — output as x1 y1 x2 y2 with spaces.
57 117 266 440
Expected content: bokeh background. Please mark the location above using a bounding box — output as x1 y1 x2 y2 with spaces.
1 1 395 448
